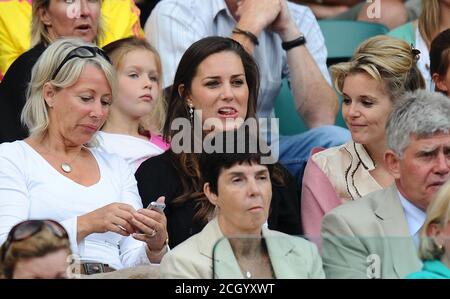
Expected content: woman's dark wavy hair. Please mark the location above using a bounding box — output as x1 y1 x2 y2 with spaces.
199 128 274 197
430 29 450 94
162 36 284 223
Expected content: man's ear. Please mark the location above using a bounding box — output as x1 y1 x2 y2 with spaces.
39 7 51 26
384 149 401 179
203 183 218 207
42 82 56 108
432 73 449 93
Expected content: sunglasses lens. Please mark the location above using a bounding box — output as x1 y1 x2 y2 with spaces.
46 221 68 238
12 220 42 241
52 46 110 80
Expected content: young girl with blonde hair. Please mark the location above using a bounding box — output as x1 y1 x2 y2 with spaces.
99 37 169 172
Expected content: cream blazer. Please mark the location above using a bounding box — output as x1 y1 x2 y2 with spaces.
160 218 325 279
311 141 382 202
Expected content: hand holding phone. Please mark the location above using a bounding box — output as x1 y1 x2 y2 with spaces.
147 201 166 213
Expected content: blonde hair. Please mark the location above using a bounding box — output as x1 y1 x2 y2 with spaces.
103 37 166 133
418 0 440 47
418 180 450 261
31 0 104 47
331 35 425 100
21 38 116 138
0 223 71 279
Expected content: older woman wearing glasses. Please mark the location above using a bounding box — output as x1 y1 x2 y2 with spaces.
0 219 71 279
0 38 168 275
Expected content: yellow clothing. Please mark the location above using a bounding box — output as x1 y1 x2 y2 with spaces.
0 0 144 79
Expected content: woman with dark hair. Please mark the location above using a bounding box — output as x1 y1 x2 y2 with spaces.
160 129 324 279
135 36 301 249
430 29 450 97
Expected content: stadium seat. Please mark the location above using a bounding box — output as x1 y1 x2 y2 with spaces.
274 79 347 136
274 79 307 136
318 20 389 66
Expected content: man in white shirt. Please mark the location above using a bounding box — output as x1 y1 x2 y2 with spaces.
145 0 350 182
321 90 450 279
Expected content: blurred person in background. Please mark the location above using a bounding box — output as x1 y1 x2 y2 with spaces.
389 0 450 90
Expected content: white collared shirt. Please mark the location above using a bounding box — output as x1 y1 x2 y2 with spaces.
397 191 426 248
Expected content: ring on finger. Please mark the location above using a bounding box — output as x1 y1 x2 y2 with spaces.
149 228 156 237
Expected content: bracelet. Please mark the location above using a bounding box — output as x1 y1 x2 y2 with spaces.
281 35 306 51
232 27 259 46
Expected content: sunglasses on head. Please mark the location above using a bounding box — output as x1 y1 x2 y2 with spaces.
51 46 111 80
1 219 68 262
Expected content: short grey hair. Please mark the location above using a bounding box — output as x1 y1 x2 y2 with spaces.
21 38 116 138
386 90 450 158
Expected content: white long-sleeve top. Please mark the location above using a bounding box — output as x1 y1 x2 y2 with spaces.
0 141 151 270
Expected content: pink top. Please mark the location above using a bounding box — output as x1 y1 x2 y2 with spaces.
301 142 382 243
301 147 341 243
149 134 170 151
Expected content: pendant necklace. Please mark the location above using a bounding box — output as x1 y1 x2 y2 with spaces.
60 148 83 173
61 162 73 173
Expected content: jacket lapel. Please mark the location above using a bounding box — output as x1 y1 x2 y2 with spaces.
263 228 303 278
200 218 243 278
374 185 422 278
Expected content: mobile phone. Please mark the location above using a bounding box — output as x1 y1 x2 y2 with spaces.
147 201 166 213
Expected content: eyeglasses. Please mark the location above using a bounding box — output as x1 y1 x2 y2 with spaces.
51 46 111 80
0 220 68 262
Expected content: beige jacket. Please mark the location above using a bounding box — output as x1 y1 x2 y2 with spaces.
321 185 422 279
160 218 325 279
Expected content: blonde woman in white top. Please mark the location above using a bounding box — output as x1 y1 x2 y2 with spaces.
0 39 168 273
